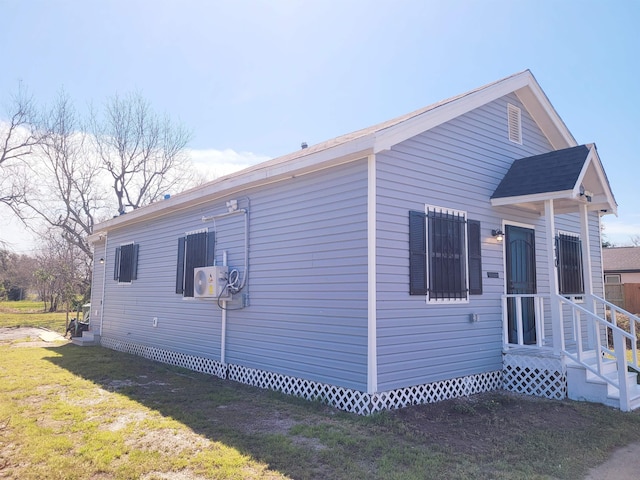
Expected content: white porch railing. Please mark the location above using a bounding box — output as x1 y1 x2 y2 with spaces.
503 293 640 411
501 294 546 347
558 295 640 412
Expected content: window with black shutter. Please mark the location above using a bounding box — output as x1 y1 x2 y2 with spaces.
114 243 139 283
175 229 216 297
409 207 479 302
557 233 584 295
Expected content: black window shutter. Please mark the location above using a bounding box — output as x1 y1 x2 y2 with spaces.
409 210 427 295
467 220 482 295
113 246 121 281
175 237 185 294
131 244 139 281
206 230 216 266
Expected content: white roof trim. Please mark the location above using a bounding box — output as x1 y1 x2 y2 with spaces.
373 70 575 153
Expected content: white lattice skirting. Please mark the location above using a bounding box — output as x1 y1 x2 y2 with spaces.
503 353 567 400
100 337 502 414
101 337 227 378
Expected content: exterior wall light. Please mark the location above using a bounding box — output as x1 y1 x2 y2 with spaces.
491 229 504 242
99 258 105 264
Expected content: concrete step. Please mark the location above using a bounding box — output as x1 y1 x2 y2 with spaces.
567 355 640 411
71 331 100 347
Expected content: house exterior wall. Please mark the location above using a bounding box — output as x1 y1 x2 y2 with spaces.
620 273 640 283
373 92 601 391
91 159 370 391
89 89 610 409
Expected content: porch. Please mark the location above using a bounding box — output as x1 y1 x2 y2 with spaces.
503 293 640 411
490 144 629 408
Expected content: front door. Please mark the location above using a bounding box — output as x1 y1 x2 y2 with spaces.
505 225 537 345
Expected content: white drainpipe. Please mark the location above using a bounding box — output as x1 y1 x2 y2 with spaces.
220 250 228 366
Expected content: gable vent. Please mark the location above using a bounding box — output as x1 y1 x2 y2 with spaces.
507 103 522 144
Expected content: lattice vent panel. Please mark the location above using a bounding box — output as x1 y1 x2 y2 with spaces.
372 371 503 411
227 364 373 414
503 354 566 400
100 337 226 378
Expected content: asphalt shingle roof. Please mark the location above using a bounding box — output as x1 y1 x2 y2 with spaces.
603 247 640 272
491 145 590 199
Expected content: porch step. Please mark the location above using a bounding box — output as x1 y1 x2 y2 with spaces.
71 331 101 347
566 351 640 411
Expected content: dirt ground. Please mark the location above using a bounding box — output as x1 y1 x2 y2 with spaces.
2 326 640 479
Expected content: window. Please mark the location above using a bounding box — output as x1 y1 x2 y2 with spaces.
556 232 584 295
175 229 215 297
507 103 522 144
605 274 621 284
409 208 482 301
114 243 139 283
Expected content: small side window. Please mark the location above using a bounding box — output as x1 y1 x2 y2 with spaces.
114 243 139 283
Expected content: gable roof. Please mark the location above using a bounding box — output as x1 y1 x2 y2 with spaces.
490 143 617 215
89 70 584 241
603 247 640 273
492 145 590 199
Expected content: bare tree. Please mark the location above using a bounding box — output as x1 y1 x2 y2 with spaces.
15 91 107 260
0 83 38 207
33 231 89 312
631 235 640 247
91 92 194 213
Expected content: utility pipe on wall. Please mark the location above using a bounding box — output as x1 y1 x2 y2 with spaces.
201 207 249 292
220 250 228 365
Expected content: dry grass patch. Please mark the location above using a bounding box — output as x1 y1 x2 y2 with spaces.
3 321 640 478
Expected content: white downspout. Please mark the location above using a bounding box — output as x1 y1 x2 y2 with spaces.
545 199 564 355
579 203 596 348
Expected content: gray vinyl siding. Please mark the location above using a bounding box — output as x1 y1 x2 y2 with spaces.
375 93 558 391
97 160 369 391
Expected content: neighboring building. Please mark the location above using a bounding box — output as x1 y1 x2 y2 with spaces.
87 70 640 413
603 247 640 313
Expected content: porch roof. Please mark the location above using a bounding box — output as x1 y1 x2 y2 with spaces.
490 144 617 215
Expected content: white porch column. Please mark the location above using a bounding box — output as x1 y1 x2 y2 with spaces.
579 203 594 299
579 203 596 348
545 199 564 354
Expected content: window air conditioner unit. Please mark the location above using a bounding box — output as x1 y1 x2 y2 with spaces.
194 266 230 299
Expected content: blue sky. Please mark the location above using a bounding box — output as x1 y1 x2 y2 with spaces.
1 0 639 251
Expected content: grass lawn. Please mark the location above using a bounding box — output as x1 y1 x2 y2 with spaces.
0 300 70 332
3 303 640 478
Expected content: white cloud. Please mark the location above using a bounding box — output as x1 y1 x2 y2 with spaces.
187 148 271 182
601 217 640 246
